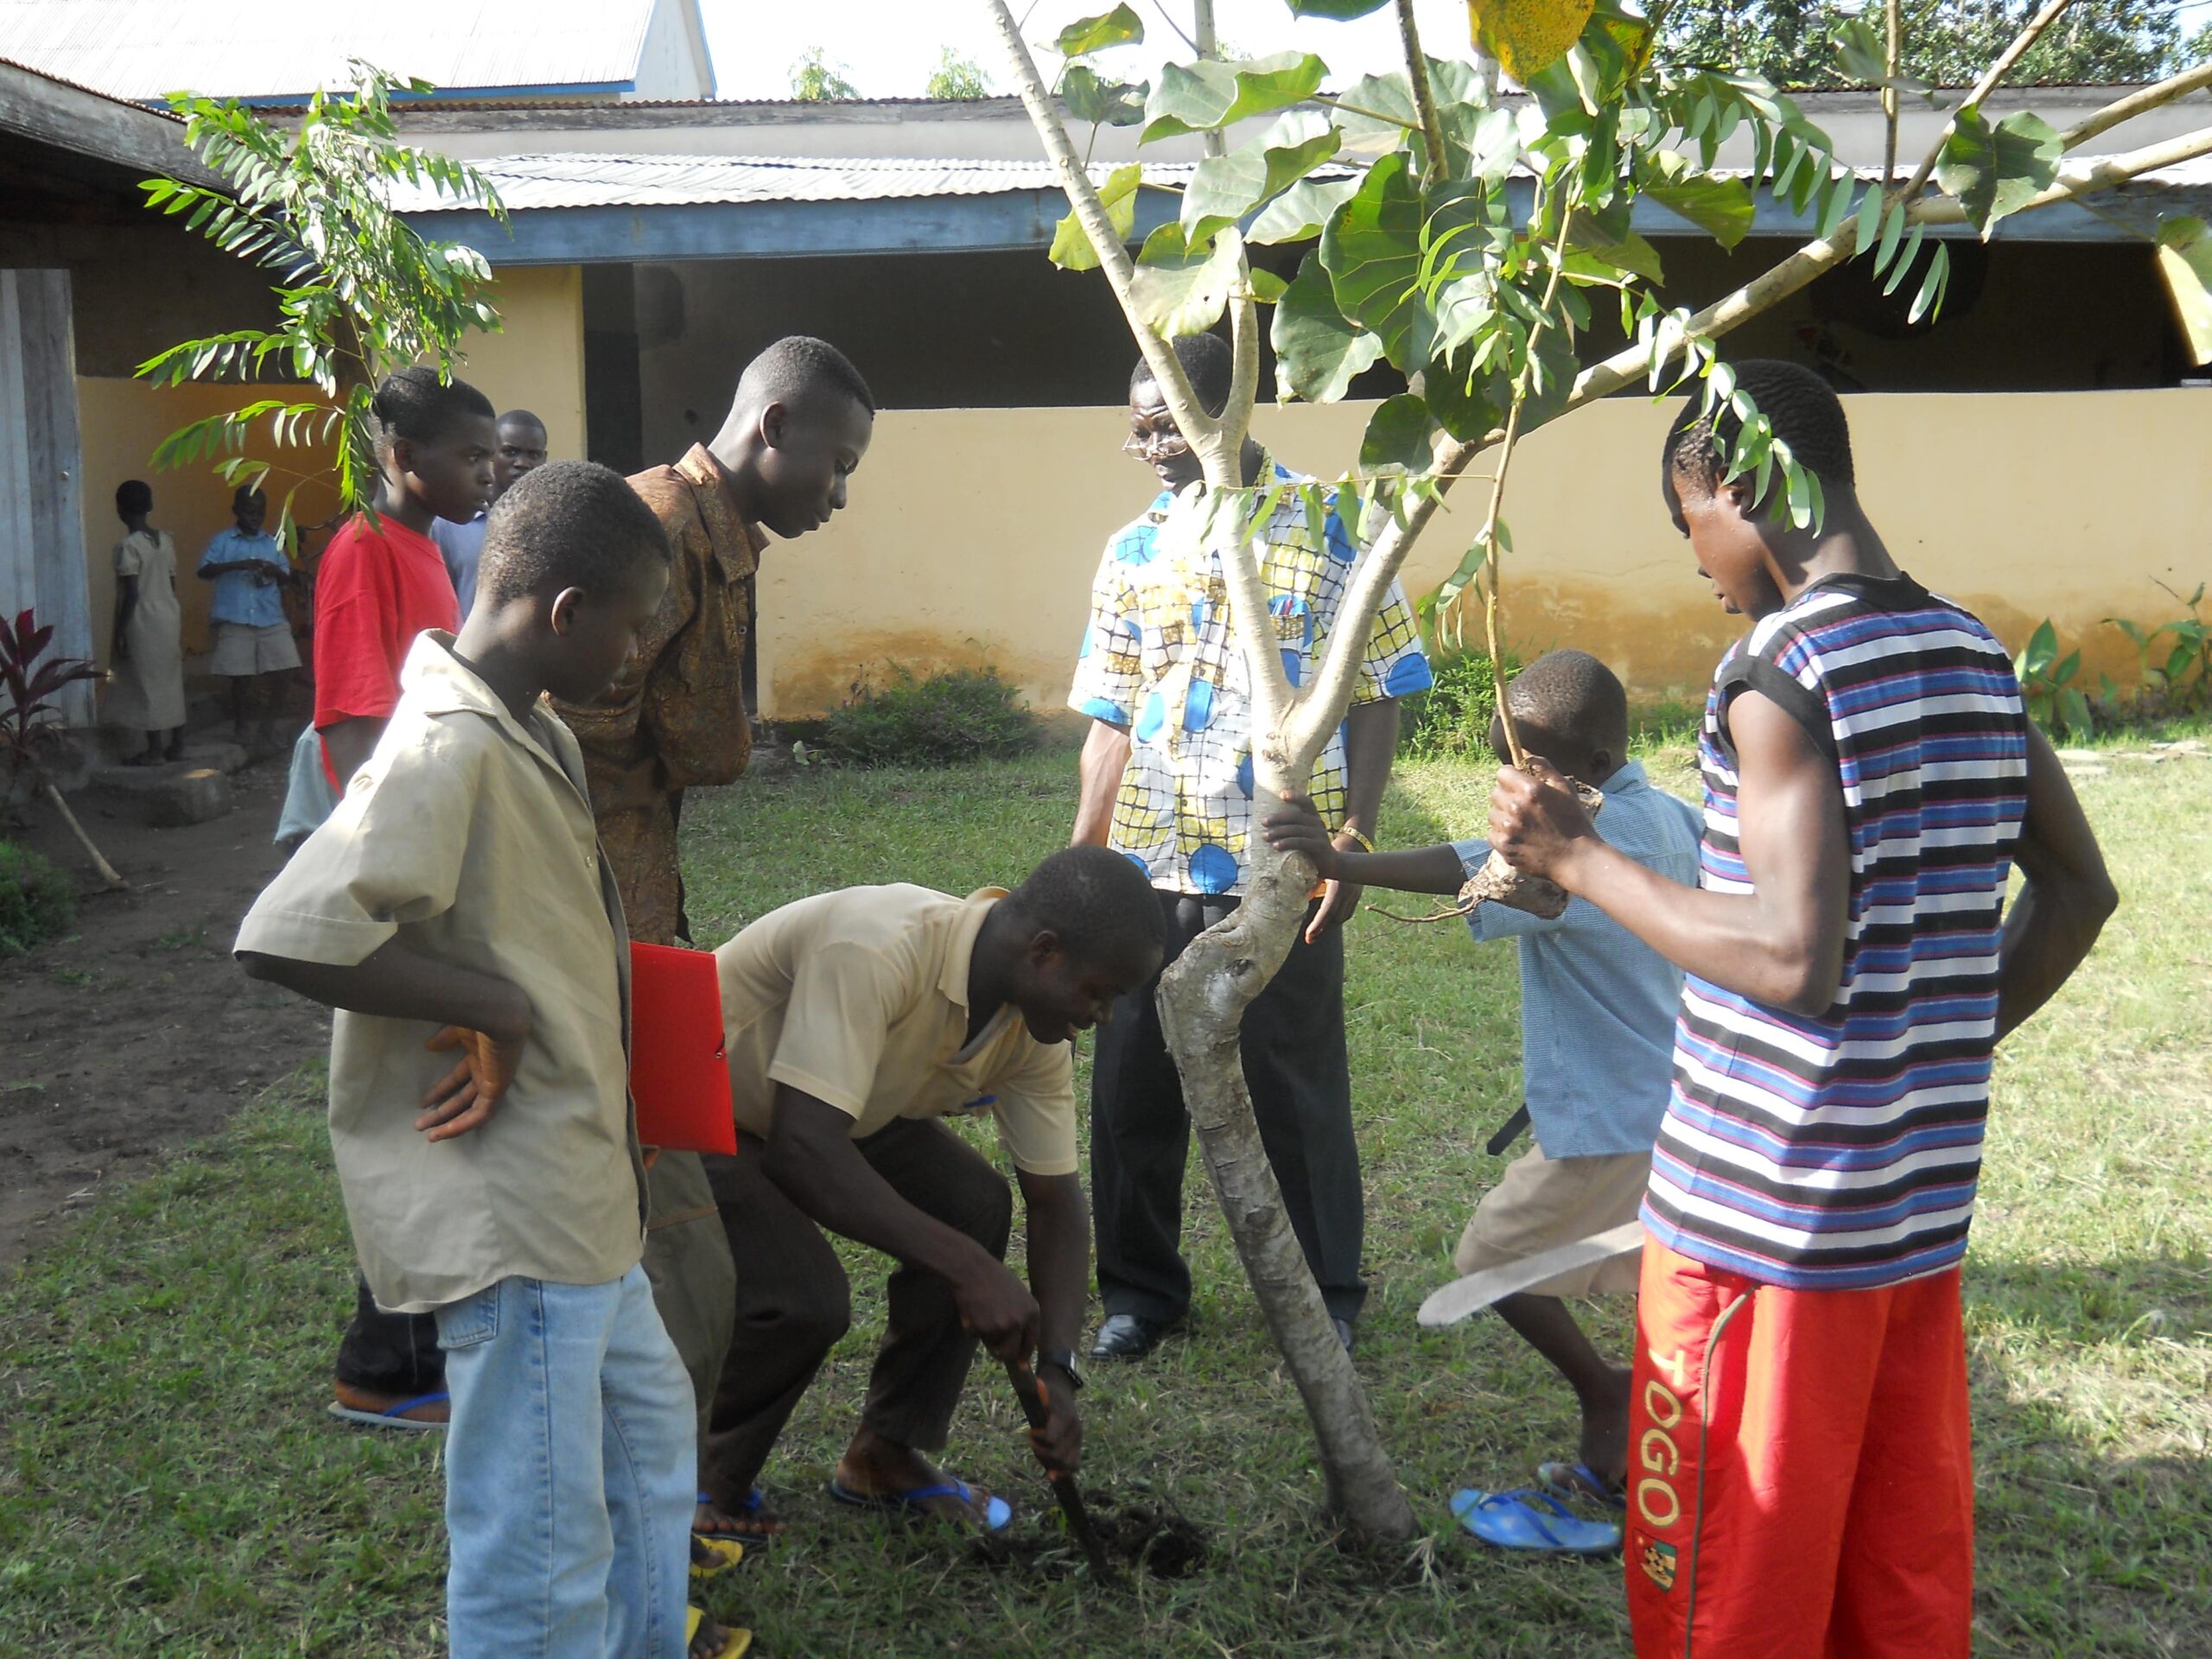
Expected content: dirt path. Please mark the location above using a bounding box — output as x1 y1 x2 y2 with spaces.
2 759 328 1270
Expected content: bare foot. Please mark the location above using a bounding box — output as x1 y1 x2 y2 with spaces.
1578 1363 1634 1492
834 1427 1001 1528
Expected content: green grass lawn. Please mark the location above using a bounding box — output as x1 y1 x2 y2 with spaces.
3 741 2207 1656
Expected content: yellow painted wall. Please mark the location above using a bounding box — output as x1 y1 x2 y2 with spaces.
758 390 2212 721
454 264 588 463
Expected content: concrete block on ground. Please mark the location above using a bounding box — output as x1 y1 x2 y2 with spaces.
85 760 234 827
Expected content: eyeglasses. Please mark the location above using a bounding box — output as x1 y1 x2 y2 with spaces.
1122 427 1191 460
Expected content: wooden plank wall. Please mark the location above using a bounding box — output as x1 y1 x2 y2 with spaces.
0 268 93 724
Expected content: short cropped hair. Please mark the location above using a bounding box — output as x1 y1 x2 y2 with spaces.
497 409 547 435
115 480 152 515
1665 359 1854 496
1130 333 1231 418
477 461 671 606
232 484 266 512
734 336 874 416
371 365 496 446
1503 650 1628 758
1007 846 1166 966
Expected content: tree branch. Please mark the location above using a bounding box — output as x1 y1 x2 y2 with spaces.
1898 0 2075 202
1395 0 1451 186
2060 61 2212 152
1195 0 1224 161
979 0 1219 454
1882 0 1902 186
1909 123 2212 229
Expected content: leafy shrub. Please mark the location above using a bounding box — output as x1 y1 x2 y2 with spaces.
1399 647 1512 760
816 666 1040 767
2106 583 2209 718
2015 618 2094 737
0 839 74 956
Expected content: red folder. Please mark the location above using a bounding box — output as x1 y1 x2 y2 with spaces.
627 941 737 1156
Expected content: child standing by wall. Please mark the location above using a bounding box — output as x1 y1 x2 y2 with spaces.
1266 649 1698 1555
1487 361 2116 1657
197 485 300 748
106 479 186 764
236 461 741 1659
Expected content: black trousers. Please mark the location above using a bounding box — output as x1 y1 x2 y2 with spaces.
1090 890 1365 1325
334 1276 442 1395
696 1116 1014 1513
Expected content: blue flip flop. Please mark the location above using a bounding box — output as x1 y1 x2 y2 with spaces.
828 1476 1013 1533
1450 1487 1622 1555
326 1389 449 1431
1537 1460 1628 1512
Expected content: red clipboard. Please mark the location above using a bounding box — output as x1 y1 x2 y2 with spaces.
627 941 737 1156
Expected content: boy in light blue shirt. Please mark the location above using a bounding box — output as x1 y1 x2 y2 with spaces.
1266 648 1698 1554
198 485 301 745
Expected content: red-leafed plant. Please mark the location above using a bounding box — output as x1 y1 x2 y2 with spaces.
2 609 124 890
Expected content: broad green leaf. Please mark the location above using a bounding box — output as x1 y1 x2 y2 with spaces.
1249 267 1289 302
1325 71 1421 155
1360 393 1433 471
1422 355 1508 440
2156 215 2208 251
2023 618 2058 677
1064 65 1148 127
1055 5 1143 57
1646 167 1754 248
1936 109 2061 238
1272 255 1385 403
1049 163 1141 271
1318 152 1427 370
1249 175 1360 244
2056 686 2093 736
1468 0 1598 84
2156 237 2212 364
1181 128 1341 244
1288 0 1392 13
1834 16 1887 84
1129 223 1243 336
1566 217 1665 284
1141 54 1327 143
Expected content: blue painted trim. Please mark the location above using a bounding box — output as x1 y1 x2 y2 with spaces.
404 178 2199 265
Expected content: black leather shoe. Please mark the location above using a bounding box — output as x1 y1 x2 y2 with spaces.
1090 1313 1174 1360
1332 1317 1357 1353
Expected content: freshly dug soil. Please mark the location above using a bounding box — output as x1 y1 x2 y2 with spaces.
970 1491 1209 1582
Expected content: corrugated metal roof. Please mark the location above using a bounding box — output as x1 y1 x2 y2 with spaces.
0 0 658 102
390 153 1243 213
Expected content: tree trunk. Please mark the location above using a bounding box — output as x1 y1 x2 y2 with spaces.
1155 761 1421 1543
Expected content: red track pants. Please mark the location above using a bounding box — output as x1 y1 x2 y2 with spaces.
1624 1240 1974 1659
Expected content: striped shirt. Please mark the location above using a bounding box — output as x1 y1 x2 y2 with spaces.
1642 574 2030 1290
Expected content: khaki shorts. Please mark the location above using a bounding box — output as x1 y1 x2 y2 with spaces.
210 620 300 677
1454 1142 1652 1297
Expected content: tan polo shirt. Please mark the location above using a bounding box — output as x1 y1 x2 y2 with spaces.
715 886 1078 1177
237 633 646 1313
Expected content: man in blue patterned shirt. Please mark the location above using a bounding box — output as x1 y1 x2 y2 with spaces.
1067 334 1433 1359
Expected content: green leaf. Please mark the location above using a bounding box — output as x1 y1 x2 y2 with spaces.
1050 162 1141 271
1360 393 1433 472
2056 686 2093 736
1128 223 1244 336
1055 5 1143 57
2156 215 2208 251
1318 152 1427 370
2156 225 2212 365
1566 220 1666 285
1249 267 1289 302
1873 199 1906 276
1645 161 1754 249
1881 223 1926 296
1272 255 1385 403
1834 16 1887 84
1141 54 1328 143
1853 183 1885 255
1287 0 1391 15
1936 109 2061 238
2023 618 2059 677
1907 242 1950 325
1249 175 1361 245
1063 65 1148 127
1181 128 1341 244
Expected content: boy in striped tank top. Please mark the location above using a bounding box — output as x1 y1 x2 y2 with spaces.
1485 362 2116 1658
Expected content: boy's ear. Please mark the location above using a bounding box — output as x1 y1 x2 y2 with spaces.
1027 928 1065 969
758 400 789 451
548 586 588 635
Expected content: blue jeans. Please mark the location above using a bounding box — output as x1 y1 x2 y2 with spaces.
434 1266 694 1659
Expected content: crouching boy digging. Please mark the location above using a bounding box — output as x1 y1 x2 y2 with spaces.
691 849 1165 1540
1266 649 1699 1554
238 461 741 1659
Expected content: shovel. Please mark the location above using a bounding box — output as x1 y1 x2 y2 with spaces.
1004 1357 1118 1584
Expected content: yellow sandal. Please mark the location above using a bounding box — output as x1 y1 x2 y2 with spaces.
686 1606 751 1659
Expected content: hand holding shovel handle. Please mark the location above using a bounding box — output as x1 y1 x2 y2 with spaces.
1004 1357 1117 1583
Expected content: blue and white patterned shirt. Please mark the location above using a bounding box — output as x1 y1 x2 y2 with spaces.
1067 460 1433 896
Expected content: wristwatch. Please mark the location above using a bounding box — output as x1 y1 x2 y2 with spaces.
1036 1347 1085 1391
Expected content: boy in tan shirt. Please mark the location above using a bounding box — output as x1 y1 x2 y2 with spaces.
237 462 741 1659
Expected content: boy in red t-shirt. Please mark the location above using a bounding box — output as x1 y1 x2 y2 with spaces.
314 367 498 791
313 366 497 1428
